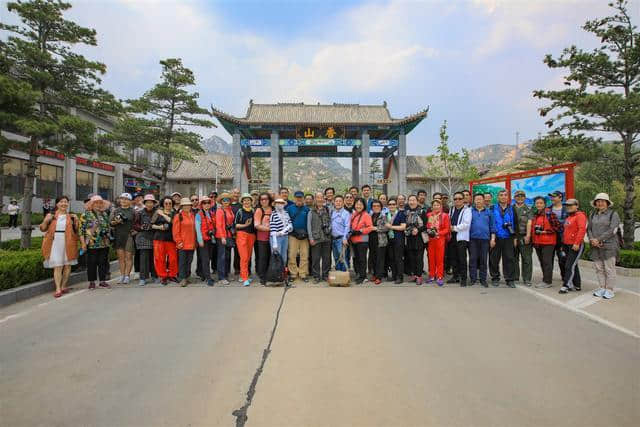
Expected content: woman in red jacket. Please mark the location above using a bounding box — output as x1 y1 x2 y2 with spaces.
349 198 375 284
426 199 451 286
215 194 235 285
531 196 562 288
172 198 197 287
560 198 587 294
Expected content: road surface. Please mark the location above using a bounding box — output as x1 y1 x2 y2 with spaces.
1 278 638 427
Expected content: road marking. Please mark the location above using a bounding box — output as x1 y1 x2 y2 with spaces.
566 292 602 309
517 285 639 339
1 289 88 326
0 311 30 324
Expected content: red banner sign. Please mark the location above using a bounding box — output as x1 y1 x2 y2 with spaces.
75 156 115 172
36 148 65 160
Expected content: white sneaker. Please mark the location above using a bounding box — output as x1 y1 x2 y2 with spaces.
603 289 615 299
593 287 605 297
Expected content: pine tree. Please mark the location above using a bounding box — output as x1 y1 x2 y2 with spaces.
533 0 639 248
1 0 121 248
109 58 215 195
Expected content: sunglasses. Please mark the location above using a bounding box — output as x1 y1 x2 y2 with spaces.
190 199 198 202
202 201 211 204
453 197 463 200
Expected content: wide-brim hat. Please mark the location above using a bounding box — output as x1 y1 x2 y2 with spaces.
170 192 182 198
240 193 253 202
87 195 111 210
218 192 231 203
143 194 157 204
199 196 212 207
274 198 286 204
592 193 612 207
179 197 193 206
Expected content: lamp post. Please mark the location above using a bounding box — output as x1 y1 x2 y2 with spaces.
208 160 219 192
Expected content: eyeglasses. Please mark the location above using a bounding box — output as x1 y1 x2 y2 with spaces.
260 197 269 201
190 199 198 202
515 194 525 197
453 197 463 201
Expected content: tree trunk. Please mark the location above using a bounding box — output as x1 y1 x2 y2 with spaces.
20 138 39 249
621 134 636 249
0 169 5 243
160 155 170 196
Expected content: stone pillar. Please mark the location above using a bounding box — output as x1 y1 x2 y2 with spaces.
270 131 280 191
114 164 124 198
398 129 407 195
240 152 249 194
232 131 241 191
351 148 359 188
278 149 283 190
360 130 370 187
63 157 76 200
382 151 390 195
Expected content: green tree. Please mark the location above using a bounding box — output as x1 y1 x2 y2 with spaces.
533 0 639 248
109 58 215 195
251 157 271 193
1 0 121 248
424 120 479 195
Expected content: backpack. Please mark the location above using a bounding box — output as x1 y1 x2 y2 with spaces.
266 251 285 283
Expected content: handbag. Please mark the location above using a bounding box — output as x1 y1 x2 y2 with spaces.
328 245 350 287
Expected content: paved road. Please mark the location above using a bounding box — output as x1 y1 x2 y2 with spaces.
1 279 638 427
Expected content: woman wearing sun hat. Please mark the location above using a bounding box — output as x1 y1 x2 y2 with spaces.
195 196 216 287
215 193 235 285
587 193 620 299
80 195 112 290
172 197 197 287
133 194 158 286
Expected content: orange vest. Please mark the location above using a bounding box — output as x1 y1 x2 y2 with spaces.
41 214 80 262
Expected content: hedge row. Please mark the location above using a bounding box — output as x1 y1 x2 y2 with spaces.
0 213 44 227
0 236 44 251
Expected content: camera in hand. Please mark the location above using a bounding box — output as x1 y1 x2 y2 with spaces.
534 225 544 235
503 222 514 235
426 228 437 238
207 230 215 240
115 213 126 223
351 230 361 236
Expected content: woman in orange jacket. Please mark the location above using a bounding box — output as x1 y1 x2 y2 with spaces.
426 199 451 286
215 194 235 285
559 198 587 294
172 198 197 287
349 198 375 284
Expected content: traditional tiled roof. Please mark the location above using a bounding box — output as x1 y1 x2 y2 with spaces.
211 101 428 126
167 154 232 180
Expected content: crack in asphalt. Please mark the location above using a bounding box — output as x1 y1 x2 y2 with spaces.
232 285 290 427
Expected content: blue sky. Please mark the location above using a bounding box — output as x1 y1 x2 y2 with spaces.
2 0 638 155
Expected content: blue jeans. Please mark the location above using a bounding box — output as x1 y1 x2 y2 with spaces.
217 243 231 280
273 235 288 263
469 238 489 282
331 238 347 271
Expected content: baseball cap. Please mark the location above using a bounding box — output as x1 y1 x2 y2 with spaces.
514 190 526 197
171 192 182 197
564 198 579 206
548 191 563 198
119 192 132 200
294 191 304 197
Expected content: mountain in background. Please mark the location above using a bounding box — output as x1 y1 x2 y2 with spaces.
200 135 232 155
467 141 533 168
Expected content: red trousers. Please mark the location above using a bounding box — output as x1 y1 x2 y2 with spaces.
237 231 256 281
154 240 178 279
427 237 446 279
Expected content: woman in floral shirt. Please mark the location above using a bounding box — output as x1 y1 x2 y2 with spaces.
81 195 112 290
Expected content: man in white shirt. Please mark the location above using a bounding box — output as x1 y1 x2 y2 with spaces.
448 191 472 287
7 199 20 228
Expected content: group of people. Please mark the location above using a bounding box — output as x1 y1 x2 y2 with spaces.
38 184 622 300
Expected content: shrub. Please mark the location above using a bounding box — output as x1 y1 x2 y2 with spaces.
581 243 640 269
0 249 50 291
0 213 44 227
0 236 44 250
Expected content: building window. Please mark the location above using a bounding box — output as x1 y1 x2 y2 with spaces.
2 157 28 198
37 164 63 199
76 170 94 201
97 174 114 201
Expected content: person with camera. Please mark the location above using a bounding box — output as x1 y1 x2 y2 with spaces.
549 191 568 282
80 195 112 290
152 197 178 285
531 196 562 288
173 198 197 287
512 190 534 286
349 197 374 284
489 190 518 288
254 193 273 286
369 199 389 285
132 195 157 286
215 194 236 285
559 199 586 294
195 196 216 287
110 193 136 284
307 192 333 283
425 199 451 286
234 193 256 287
384 197 407 284
286 191 310 282
405 195 426 285
588 193 620 299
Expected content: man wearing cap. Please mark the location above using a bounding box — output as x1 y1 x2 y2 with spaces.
171 192 182 211
512 190 534 286
559 198 586 294
549 190 568 281
132 193 144 211
286 191 310 282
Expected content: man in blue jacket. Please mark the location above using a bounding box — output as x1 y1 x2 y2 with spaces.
286 191 310 281
469 193 495 287
489 189 518 288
